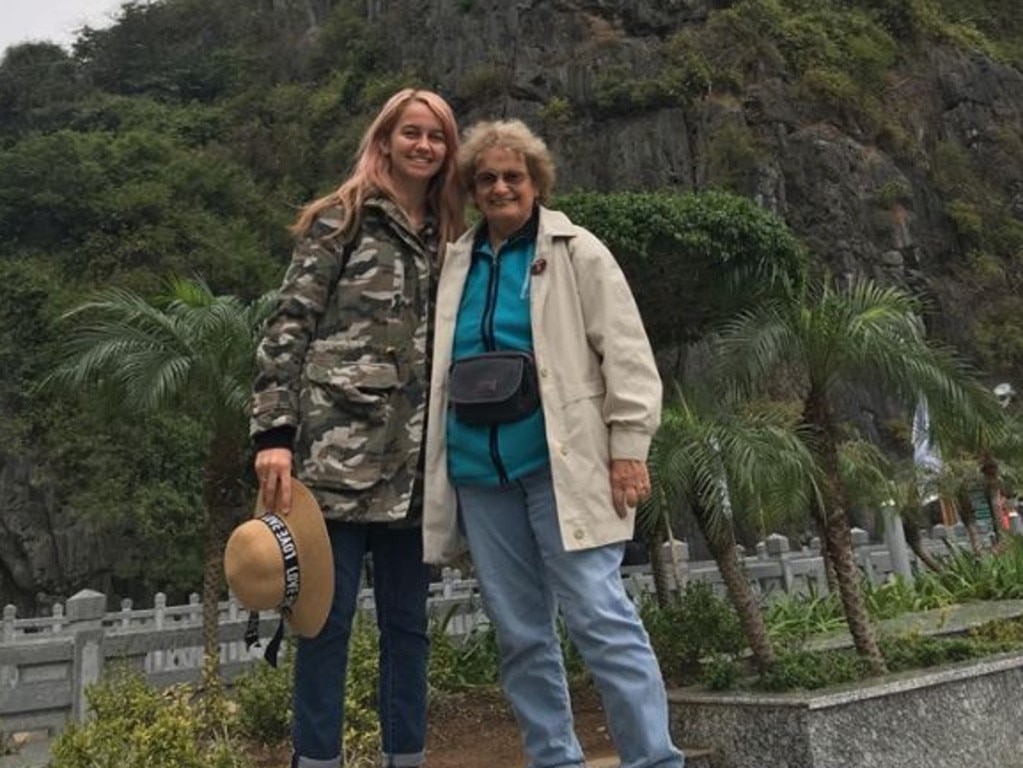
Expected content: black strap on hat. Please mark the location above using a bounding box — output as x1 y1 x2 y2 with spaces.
243 512 301 667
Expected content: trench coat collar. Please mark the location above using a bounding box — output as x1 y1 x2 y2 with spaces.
443 206 578 322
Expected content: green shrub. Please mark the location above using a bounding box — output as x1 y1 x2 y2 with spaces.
231 617 392 763
705 122 765 193
765 590 845 645
874 179 912 208
50 668 241 768
232 651 294 743
756 648 871 691
343 617 382 765
879 631 979 671
701 655 742 691
0 724 13 756
539 96 573 128
938 538 1023 601
643 581 746 682
428 613 501 690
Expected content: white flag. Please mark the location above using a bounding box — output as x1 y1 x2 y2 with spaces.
912 397 941 504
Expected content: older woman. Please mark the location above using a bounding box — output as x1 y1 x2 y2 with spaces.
423 120 683 768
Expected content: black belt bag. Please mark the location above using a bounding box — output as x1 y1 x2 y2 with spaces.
448 350 541 426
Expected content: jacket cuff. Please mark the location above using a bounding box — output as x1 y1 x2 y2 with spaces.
253 426 296 453
609 428 653 462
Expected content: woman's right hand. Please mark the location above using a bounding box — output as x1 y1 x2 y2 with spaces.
254 448 294 515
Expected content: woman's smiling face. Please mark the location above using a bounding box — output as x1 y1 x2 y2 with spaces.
472 147 537 241
385 100 447 186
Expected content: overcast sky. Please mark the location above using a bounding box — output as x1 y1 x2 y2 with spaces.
0 0 126 56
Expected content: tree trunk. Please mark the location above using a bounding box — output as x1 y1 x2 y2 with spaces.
201 425 248 688
201 509 224 687
645 485 680 608
804 390 887 675
956 492 984 557
811 503 839 594
902 518 944 574
696 508 775 672
979 449 1003 544
823 506 886 674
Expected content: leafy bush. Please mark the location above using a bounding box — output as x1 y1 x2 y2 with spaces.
643 581 746 683
937 538 1023 601
50 668 241 768
539 96 573 128
232 650 293 743
342 617 382 765
230 617 386 763
555 190 806 352
756 648 871 691
428 612 501 690
879 631 979 671
702 655 743 691
765 590 845 645
860 574 954 620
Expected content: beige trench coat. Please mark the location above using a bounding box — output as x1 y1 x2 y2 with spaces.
422 206 662 564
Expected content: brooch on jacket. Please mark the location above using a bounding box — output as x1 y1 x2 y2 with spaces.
530 258 547 276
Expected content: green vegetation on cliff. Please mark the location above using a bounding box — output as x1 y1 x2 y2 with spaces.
1 0 1021 606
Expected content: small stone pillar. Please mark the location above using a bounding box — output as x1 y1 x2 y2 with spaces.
67 589 107 722
765 534 794 592
657 538 689 594
882 504 912 580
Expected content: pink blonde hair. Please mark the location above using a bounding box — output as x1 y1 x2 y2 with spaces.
291 88 465 247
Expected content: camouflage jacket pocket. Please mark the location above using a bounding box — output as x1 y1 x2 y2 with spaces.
297 357 401 496
306 359 399 406
302 337 401 418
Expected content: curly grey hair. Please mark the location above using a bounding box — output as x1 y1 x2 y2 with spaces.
456 119 556 203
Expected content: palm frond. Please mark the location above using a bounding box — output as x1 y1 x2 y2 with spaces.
50 278 269 428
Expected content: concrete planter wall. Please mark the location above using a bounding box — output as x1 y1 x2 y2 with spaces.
669 651 1023 768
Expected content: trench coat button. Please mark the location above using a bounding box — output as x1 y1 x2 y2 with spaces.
540 368 549 378
574 529 585 540
560 445 569 456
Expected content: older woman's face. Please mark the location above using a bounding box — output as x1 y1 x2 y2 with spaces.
472 147 537 241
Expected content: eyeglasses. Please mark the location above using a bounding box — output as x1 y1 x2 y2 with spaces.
473 170 529 189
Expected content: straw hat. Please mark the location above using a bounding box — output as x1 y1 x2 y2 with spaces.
224 478 333 638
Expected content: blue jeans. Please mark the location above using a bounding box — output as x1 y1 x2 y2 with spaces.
456 467 684 768
291 521 431 768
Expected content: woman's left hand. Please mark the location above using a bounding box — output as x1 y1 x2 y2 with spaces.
610 459 652 518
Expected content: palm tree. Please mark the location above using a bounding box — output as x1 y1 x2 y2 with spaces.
934 456 991 556
51 278 275 685
717 278 1001 674
643 385 819 672
954 414 1023 544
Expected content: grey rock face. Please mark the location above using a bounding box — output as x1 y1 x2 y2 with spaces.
6 1 1023 611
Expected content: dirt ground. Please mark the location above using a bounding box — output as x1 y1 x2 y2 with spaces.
425 685 614 768
249 685 616 768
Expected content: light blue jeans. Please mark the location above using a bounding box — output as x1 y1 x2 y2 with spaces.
456 467 684 768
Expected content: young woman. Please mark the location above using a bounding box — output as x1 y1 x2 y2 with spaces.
250 88 463 768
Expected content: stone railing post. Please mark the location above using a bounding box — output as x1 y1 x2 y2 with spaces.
67 589 107 723
849 527 874 582
52 602 65 635
765 533 793 593
881 504 912 579
2 604 16 689
440 567 457 599
152 592 167 671
657 538 689 595
2 603 14 643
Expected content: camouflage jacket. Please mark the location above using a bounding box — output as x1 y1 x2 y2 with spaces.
251 197 434 523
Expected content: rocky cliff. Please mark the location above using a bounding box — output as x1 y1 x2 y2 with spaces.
3 0 1022 612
